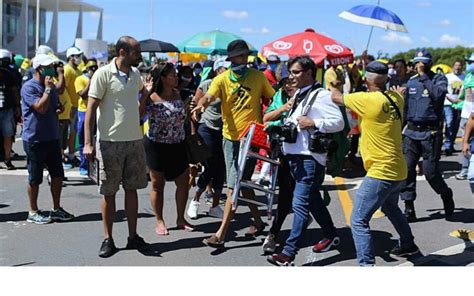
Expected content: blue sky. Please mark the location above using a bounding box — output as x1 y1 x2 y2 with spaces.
53 0 473 57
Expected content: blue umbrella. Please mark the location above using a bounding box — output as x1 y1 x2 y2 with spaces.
339 3 408 50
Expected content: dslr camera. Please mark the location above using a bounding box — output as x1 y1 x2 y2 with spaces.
308 131 338 154
278 121 298 143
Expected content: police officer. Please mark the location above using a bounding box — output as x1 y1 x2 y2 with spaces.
400 49 455 222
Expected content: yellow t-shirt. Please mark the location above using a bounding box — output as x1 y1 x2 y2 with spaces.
207 69 275 140
53 77 72 121
64 64 83 108
343 91 407 181
75 75 90 112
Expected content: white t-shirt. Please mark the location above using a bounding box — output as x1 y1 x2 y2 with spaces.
444 72 464 106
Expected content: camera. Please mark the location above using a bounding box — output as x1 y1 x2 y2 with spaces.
308 131 338 154
279 122 298 143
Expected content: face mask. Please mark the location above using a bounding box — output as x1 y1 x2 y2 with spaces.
41 67 56 78
467 63 474 73
231 63 247 75
268 63 278 72
388 68 397 76
72 57 81 66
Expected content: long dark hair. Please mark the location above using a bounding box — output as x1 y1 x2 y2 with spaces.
150 62 175 94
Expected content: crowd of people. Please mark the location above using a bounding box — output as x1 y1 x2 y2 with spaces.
0 35 473 266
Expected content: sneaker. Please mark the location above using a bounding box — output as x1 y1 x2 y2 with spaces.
455 171 468 180
4 160 15 170
79 168 88 176
98 238 118 258
312 236 341 253
126 234 150 252
208 205 224 218
50 207 75 221
441 189 455 217
62 162 73 170
262 234 276 254
390 244 420 257
187 200 200 219
404 201 417 223
256 178 270 187
204 192 213 205
26 211 52 224
267 253 294 266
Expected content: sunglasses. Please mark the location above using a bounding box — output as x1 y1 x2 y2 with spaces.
289 69 305 76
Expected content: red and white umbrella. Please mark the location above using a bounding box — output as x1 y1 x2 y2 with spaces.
261 28 354 66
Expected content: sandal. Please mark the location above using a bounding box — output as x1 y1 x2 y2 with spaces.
177 223 195 232
245 223 267 238
202 235 225 249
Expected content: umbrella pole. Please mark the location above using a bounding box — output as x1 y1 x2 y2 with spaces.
366 26 374 51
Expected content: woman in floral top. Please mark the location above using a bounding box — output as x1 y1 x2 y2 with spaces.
144 62 193 236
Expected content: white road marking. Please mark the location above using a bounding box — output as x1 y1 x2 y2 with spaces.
397 242 474 266
0 169 88 179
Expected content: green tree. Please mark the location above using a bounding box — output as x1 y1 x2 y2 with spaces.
390 46 473 68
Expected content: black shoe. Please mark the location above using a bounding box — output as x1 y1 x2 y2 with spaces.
390 244 420 257
441 189 455 217
126 234 150 252
404 201 417 223
98 239 118 258
444 149 453 156
4 160 15 170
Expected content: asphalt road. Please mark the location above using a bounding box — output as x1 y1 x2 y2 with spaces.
1 139 473 266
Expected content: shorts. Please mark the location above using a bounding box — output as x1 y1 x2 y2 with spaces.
23 140 64 185
69 107 78 133
143 136 188 181
223 138 257 189
96 139 148 196
0 108 15 137
58 120 69 150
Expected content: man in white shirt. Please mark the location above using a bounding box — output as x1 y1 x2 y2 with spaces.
267 56 345 266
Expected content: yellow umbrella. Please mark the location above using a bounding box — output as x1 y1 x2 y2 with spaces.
431 64 452 74
180 52 208 64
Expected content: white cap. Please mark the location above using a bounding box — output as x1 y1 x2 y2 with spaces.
36 45 54 56
66 46 83 58
0 49 12 60
33 54 55 69
213 57 231 71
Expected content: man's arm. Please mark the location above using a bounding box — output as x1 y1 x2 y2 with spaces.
191 92 216 122
462 112 474 157
55 66 66 95
330 85 344 106
31 76 55 114
138 87 150 119
83 97 101 161
77 79 91 100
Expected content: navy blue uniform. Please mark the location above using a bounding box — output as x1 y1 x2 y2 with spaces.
400 71 453 204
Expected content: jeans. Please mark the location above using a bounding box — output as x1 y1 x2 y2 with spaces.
196 124 225 193
443 106 459 151
468 156 474 197
282 154 336 258
351 176 415 266
77 111 87 171
459 118 470 172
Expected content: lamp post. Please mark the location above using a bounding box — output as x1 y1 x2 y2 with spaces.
36 0 40 49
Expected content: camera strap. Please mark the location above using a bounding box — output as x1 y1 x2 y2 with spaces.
380 91 402 121
301 88 323 117
288 82 322 117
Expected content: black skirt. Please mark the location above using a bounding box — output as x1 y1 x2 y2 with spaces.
143 137 189 181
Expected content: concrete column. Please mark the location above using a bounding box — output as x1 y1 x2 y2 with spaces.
96 9 103 41
0 0 3 48
46 0 58 52
75 4 83 40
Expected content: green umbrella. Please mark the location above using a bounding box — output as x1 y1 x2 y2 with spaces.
177 29 258 56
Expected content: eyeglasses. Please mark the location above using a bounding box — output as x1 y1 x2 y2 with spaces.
289 69 305 76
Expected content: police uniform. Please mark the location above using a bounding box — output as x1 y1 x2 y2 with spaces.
400 49 455 221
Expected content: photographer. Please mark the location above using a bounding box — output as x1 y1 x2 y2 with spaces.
267 56 344 266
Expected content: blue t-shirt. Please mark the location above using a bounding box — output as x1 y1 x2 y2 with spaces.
21 78 59 142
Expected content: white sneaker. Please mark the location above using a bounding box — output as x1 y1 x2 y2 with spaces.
262 234 276 253
187 200 200 219
208 205 224 219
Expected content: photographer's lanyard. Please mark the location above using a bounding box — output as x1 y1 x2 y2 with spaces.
288 82 321 118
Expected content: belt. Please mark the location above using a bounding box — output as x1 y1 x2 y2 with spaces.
407 122 439 132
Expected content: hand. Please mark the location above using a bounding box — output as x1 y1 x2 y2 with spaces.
44 76 54 88
416 62 425 76
84 143 95 161
144 75 153 92
281 98 295 112
56 66 64 76
462 142 471 157
56 104 64 114
191 105 205 122
391 85 406 95
296 116 315 130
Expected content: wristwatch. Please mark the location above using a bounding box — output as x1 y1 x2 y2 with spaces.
45 87 52 94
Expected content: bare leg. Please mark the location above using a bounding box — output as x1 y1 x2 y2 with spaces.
242 188 264 227
149 169 168 235
50 177 62 209
214 189 236 240
27 184 40 211
124 189 138 237
3 136 12 161
102 194 116 240
175 168 192 227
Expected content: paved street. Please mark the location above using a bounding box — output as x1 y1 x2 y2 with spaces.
1 138 473 266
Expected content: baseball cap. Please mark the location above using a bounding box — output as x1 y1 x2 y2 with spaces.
213 57 231 71
33 54 55 69
365 61 388 75
412 49 432 64
226 40 251 61
66 46 83 58
465 52 474 63
0 49 12 60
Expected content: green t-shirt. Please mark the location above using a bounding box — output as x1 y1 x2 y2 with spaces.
265 88 290 130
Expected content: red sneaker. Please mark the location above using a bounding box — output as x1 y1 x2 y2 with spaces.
312 236 340 253
267 253 295 266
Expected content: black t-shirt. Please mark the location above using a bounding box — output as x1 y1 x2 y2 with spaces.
0 67 18 110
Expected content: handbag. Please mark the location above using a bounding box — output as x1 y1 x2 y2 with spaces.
185 119 212 165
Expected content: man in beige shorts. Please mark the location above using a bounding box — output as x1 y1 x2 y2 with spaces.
84 36 150 258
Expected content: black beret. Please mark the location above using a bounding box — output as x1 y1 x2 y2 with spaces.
365 61 388 75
